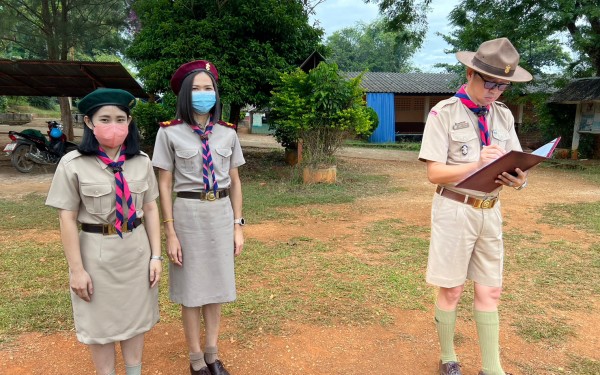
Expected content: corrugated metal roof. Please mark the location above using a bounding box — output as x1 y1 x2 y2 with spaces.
0 59 147 98
548 77 600 103
344 72 460 94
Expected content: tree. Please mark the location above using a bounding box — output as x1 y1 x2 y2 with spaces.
441 0 598 77
269 62 374 167
365 0 432 51
0 0 131 139
126 0 322 128
326 19 418 72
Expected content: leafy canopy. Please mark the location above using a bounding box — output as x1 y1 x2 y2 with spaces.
126 0 322 116
326 18 418 72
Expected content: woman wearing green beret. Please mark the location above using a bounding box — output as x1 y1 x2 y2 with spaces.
46 88 162 375
153 60 245 375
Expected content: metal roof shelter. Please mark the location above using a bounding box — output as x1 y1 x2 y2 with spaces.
0 59 147 98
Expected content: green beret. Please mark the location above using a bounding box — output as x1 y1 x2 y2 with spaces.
77 88 137 115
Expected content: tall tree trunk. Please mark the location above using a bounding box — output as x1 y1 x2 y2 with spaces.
229 103 242 130
59 97 74 141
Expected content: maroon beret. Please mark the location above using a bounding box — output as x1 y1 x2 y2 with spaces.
170 60 219 95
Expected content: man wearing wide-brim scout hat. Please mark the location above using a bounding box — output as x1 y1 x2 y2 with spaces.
418 37 531 375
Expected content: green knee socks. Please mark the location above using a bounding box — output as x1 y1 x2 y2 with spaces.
474 309 505 375
435 304 458 363
125 363 142 375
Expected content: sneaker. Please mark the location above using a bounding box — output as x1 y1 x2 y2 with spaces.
440 360 462 375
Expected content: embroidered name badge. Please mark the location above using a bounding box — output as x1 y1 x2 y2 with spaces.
461 144 469 155
453 122 469 130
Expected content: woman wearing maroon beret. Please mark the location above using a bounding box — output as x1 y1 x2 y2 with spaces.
152 60 245 375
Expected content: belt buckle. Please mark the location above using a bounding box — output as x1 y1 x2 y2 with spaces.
479 198 495 209
206 191 216 201
105 225 117 235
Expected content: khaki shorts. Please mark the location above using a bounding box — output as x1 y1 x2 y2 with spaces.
426 193 505 288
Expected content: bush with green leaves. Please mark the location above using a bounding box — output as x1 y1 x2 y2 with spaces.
132 95 176 151
27 96 56 110
0 96 7 113
269 62 374 166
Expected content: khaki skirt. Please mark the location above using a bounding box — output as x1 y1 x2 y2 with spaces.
73 225 159 345
171 196 236 307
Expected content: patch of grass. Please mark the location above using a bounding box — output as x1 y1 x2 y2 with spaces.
240 149 391 224
512 316 575 344
567 354 600 375
344 139 421 151
540 201 600 234
0 193 59 230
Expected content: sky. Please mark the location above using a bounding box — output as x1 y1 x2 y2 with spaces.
310 0 461 72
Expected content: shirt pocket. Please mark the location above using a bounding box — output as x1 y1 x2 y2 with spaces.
491 128 510 149
80 183 113 215
128 180 149 213
175 148 200 173
449 129 479 162
214 147 233 172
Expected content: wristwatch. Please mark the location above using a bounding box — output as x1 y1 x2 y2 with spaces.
514 180 528 190
234 217 246 226
150 255 164 261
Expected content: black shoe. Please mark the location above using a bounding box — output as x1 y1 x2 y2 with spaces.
207 360 230 375
440 360 462 375
190 364 211 375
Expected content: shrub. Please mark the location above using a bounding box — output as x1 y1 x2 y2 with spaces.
27 96 56 110
269 62 374 165
132 94 176 150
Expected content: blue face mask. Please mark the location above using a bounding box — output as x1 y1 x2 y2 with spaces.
191 91 216 114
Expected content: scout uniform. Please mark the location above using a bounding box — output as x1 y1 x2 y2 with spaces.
45 88 160 345
152 118 245 307
419 97 521 288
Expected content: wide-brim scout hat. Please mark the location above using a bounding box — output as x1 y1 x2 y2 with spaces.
77 88 136 115
456 37 533 82
170 60 219 95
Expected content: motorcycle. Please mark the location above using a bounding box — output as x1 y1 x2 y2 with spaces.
3 120 78 173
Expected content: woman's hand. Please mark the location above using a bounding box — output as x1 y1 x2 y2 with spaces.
149 259 162 288
234 225 244 256
70 268 93 302
166 233 183 266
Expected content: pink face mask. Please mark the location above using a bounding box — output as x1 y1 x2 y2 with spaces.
93 123 129 149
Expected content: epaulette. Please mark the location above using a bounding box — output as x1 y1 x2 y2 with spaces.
159 119 184 127
217 120 237 130
428 97 458 117
494 101 509 109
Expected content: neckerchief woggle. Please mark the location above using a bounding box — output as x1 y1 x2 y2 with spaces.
96 146 137 238
454 84 491 146
190 121 219 195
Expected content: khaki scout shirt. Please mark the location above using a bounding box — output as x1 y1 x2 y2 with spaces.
418 96 522 196
152 121 245 192
45 151 159 224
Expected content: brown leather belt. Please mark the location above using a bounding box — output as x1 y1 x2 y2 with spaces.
436 185 498 209
81 218 143 235
176 188 230 201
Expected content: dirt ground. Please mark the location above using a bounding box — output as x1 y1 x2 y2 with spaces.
0 130 599 375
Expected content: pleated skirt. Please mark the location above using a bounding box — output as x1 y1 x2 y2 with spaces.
170 196 236 307
73 225 159 344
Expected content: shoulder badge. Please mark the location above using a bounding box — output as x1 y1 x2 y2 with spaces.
217 120 237 130
159 119 184 127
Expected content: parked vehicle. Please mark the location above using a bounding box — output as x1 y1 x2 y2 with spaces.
3 120 78 173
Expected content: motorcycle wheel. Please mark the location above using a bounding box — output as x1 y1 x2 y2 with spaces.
11 144 35 173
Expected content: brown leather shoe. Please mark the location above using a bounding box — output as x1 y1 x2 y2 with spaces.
478 372 513 375
440 360 462 375
207 360 230 375
190 364 211 375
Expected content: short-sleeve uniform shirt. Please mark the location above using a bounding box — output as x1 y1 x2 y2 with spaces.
45 151 159 223
418 97 522 196
152 121 245 191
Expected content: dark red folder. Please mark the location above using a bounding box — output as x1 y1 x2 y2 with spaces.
455 137 561 193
